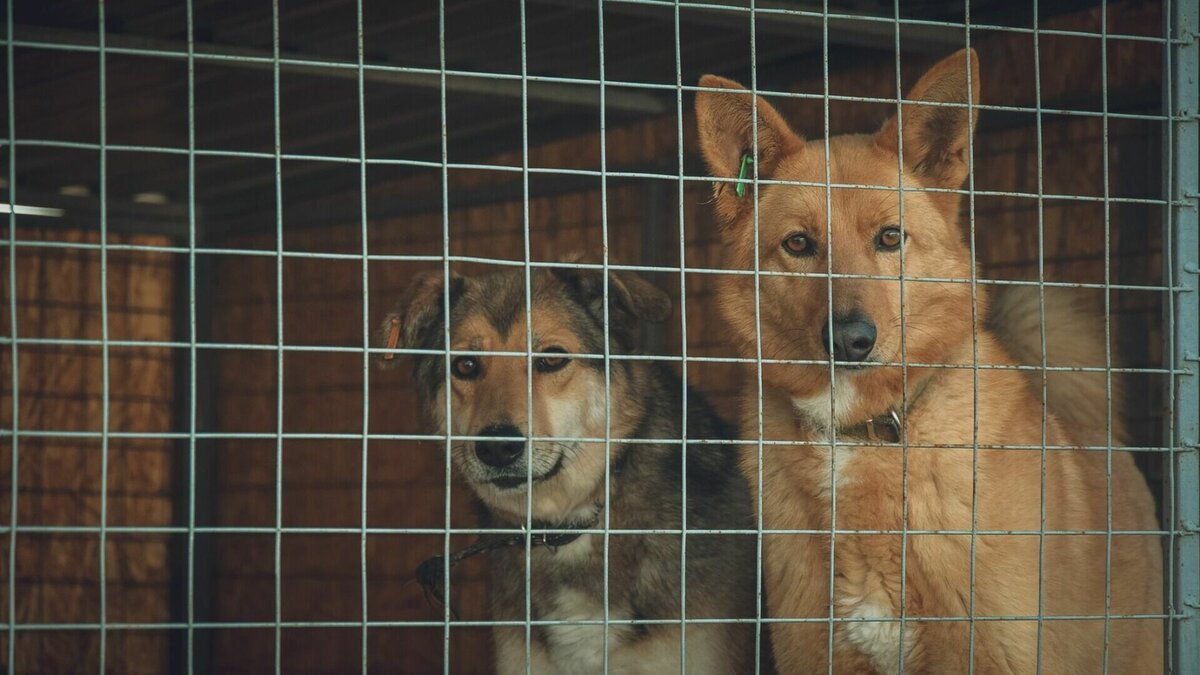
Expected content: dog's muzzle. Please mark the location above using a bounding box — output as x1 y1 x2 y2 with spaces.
486 452 566 490
474 423 525 468
470 424 567 490
821 311 877 364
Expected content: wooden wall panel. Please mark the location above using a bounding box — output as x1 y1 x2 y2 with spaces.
1 229 176 674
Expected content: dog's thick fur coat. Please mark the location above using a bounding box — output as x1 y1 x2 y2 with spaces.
696 50 1162 673
381 267 759 674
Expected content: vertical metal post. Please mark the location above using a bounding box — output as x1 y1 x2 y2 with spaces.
270 2 286 673
96 4 112 671
596 2 614 670
5 1 18 671
1166 0 1199 672
519 2 536 673
436 0 455 671
354 0 371 673
170 247 215 675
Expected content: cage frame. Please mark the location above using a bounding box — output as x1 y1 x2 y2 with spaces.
0 0 1196 674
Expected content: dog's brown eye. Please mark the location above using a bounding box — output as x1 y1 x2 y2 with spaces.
451 356 480 379
877 226 904 251
782 232 813 257
536 347 570 373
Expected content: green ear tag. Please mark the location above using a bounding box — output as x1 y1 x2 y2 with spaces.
736 154 755 198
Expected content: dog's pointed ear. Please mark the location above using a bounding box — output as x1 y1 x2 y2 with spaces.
376 270 466 369
695 75 805 226
875 48 980 190
551 267 671 346
607 271 671 323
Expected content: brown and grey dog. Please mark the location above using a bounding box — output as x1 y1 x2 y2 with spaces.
379 265 759 674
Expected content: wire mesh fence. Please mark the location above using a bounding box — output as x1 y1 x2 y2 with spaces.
0 0 1197 673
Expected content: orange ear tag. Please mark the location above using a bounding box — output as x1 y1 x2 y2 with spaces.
383 317 401 361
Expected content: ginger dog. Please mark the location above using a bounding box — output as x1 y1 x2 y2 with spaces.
695 49 1161 673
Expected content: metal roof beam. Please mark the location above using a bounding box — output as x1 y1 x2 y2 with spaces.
6 24 669 115
530 0 965 54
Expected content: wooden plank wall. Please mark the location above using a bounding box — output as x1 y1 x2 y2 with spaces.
0 229 176 673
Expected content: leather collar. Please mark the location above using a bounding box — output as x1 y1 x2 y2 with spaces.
838 408 906 444
416 505 601 612
835 375 934 444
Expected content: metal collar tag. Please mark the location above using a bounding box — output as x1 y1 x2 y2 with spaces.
862 409 904 444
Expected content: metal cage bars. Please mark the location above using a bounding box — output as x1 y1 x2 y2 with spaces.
1165 0 1200 673
0 1 1196 674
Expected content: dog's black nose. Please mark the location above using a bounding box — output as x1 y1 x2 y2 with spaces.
475 424 525 468
821 314 877 362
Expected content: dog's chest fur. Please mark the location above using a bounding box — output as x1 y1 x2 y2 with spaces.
485 376 755 673
833 541 916 675
756 387 923 673
493 531 667 673
539 570 635 672
828 460 919 674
